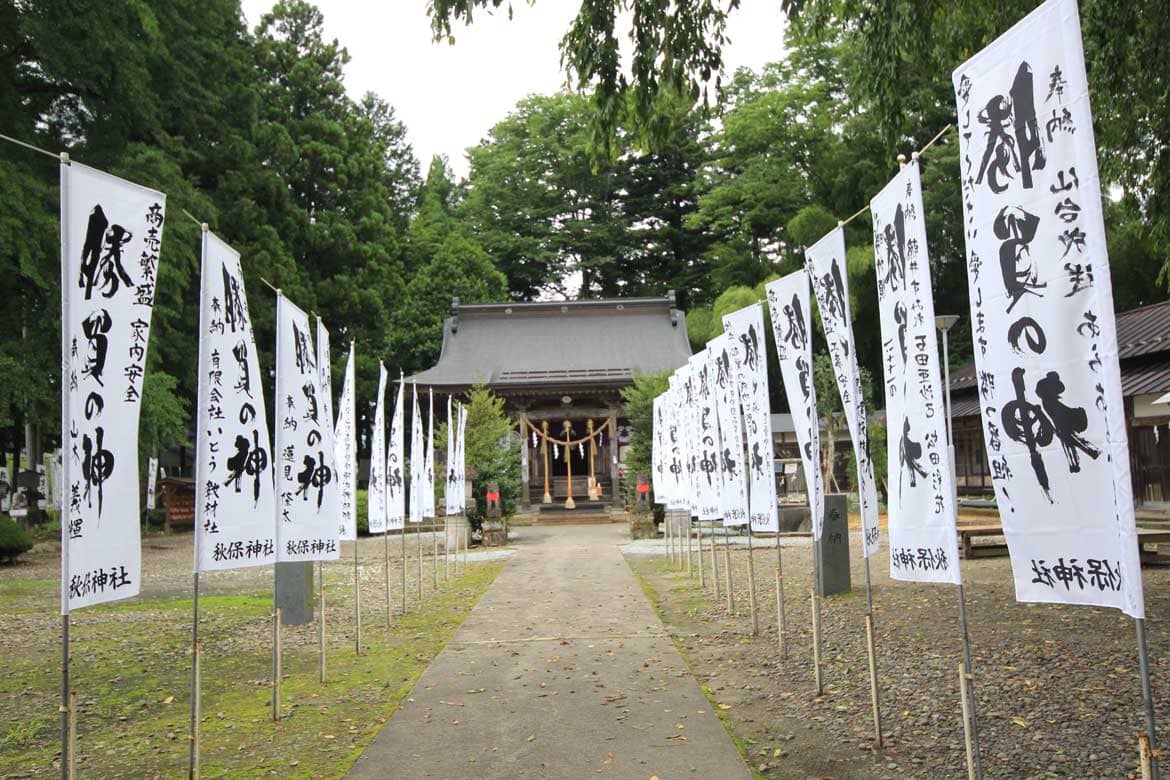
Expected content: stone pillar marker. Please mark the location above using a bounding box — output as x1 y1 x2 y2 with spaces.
815 494 851 597
275 562 314 625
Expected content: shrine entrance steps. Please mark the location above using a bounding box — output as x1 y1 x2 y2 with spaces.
535 500 618 524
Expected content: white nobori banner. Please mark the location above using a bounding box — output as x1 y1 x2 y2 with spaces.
424 389 436 518
367 364 388 535
807 228 881 556
721 304 778 532
688 350 722 520
651 394 667 504
334 342 357 542
953 0 1141 615
274 295 339 562
195 231 276 572
387 377 406 530
315 318 345 544
765 271 825 541
445 396 458 515
454 403 468 513
870 163 961 584
668 375 690 512
409 384 424 524
708 334 749 526
61 162 166 611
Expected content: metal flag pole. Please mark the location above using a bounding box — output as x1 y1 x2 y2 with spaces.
697 520 706 587
686 515 693 576
318 560 326 683
724 525 735 613
445 516 451 580
354 537 361 654
432 524 439 589
862 554 883 747
416 521 423 600
400 525 408 613
746 526 759 636
811 530 825 695
938 314 983 779
706 521 716 603
58 151 73 780
1136 617 1161 780
188 571 201 779
775 534 787 659
271 606 282 721
384 529 392 625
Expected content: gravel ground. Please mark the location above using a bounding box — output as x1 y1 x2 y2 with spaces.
627 527 1169 779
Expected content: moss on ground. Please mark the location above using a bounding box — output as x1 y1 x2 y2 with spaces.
0 562 504 779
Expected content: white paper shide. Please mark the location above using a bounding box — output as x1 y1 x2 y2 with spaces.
953 0 1142 615
195 232 275 572
870 163 961 584
61 162 166 611
274 295 339 562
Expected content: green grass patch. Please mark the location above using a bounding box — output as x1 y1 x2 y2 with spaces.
0 561 504 778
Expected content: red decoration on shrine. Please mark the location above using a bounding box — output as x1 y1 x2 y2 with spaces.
486 490 500 502
636 482 650 494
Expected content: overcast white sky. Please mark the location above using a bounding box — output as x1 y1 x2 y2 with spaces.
240 1 788 178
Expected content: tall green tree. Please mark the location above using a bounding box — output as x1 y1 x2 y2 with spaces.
393 157 508 373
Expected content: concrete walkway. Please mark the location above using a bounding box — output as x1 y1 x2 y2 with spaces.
347 524 751 780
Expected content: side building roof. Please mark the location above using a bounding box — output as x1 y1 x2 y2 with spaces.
407 294 693 394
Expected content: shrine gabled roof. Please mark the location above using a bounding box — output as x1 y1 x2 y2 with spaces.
407 295 693 391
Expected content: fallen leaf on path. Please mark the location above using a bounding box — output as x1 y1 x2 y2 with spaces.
1011 716 1029 728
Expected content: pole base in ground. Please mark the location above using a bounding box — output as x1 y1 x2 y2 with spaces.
959 663 976 780
272 608 282 722
865 612 882 748
811 588 823 696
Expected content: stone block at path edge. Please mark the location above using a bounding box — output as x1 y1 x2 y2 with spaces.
815 494 851 597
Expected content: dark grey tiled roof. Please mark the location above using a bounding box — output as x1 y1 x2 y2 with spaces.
407 296 692 390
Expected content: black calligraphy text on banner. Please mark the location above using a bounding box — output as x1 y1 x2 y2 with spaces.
765 271 825 541
424 390 436 518
708 333 749 526
387 376 406 529
806 228 881 557
665 372 692 512
409 384 424 524
445 396 458 516
274 295 340 562
195 232 275 573
61 162 166 611
722 304 779 532
651 395 666 504
368 364 388 534
870 163 961 585
335 343 358 542
953 0 1141 616
688 350 723 519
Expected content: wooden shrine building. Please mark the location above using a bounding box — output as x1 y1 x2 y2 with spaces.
409 294 692 512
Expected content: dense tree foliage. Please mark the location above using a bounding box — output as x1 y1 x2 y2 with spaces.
1 0 1167 466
